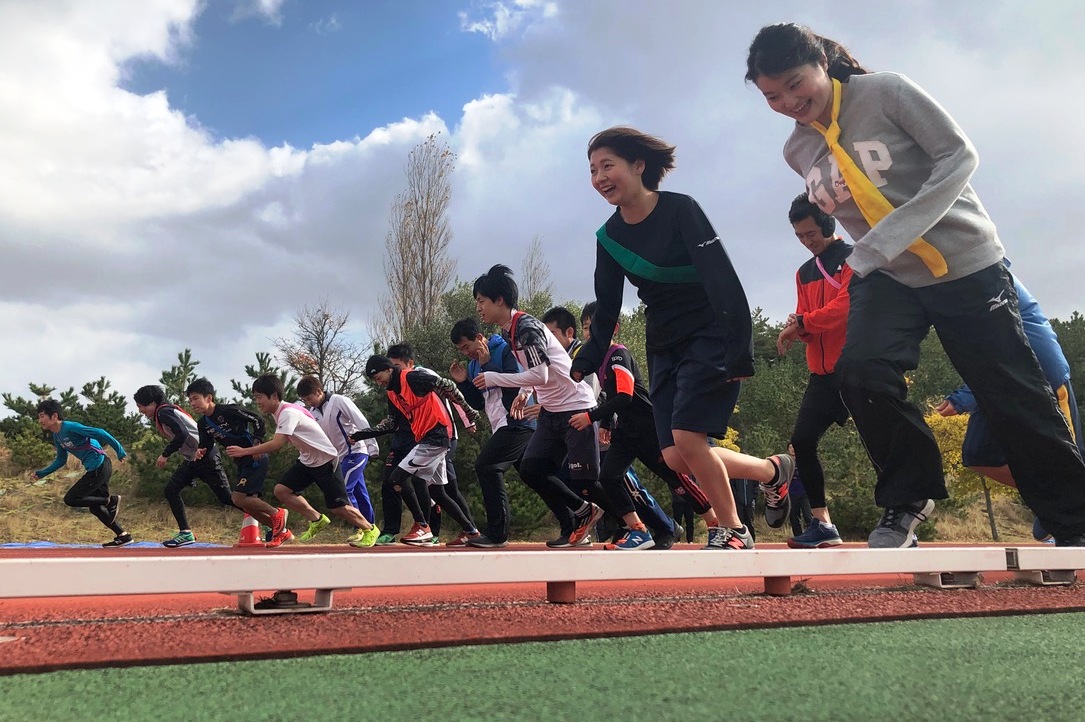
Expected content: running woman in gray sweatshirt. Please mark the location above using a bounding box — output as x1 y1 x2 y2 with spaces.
746 22 1085 547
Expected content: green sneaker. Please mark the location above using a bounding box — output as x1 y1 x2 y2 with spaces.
298 514 331 542
162 530 196 548
375 532 397 546
429 536 441 546
349 525 382 548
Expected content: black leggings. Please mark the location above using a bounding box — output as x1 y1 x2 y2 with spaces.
389 466 475 532
164 455 236 530
64 457 123 535
790 372 849 509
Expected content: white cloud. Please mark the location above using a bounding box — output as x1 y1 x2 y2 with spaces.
231 0 287 26
0 2 448 410
458 0 558 41
309 13 341 35
2 0 1085 419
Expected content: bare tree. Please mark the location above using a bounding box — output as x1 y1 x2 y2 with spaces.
276 300 366 396
520 234 553 307
375 133 457 341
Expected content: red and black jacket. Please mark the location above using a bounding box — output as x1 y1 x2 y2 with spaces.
795 239 852 375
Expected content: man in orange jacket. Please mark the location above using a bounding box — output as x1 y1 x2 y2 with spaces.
777 193 852 548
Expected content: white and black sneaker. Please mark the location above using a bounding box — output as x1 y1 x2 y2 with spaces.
761 454 793 528
868 500 935 548
703 526 755 550
102 533 133 548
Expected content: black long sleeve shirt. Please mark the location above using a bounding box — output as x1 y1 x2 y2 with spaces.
572 191 754 380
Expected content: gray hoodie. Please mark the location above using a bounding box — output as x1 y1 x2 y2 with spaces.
784 71 1004 287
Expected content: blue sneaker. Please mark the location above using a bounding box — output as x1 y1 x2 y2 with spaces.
787 519 843 549
1032 517 1052 542
608 528 655 550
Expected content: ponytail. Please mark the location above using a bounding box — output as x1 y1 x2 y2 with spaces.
820 37 868 81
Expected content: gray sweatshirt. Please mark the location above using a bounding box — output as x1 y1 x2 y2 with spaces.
784 71 1004 287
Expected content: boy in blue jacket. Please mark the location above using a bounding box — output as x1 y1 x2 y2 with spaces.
449 317 536 547
33 399 132 547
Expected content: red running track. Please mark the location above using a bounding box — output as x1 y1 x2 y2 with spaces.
1 543 1083 675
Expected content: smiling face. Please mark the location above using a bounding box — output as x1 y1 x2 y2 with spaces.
792 216 835 256
369 368 393 388
37 412 61 432
252 391 278 415
755 62 834 127
589 147 645 207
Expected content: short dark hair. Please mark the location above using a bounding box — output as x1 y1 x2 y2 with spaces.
587 126 676 192
387 343 414 362
472 264 519 309
133 385 166 407
450 318 481 345
252 374 285 400
36 399 64 419
297 375 323 397
745 23 868 83
185 377 215 397
580 301 597 325
541 306 577 335
788 193 835 236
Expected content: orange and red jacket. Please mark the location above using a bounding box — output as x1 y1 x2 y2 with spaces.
387 368 453 443
795 239 852 375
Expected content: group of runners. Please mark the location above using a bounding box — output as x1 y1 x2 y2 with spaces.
28 22 1085 550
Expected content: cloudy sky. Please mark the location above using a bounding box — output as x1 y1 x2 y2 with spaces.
1 0 1082 410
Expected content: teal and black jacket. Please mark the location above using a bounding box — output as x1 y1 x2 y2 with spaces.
572 191 753 380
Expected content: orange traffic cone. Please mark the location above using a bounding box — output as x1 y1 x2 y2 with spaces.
235 514 265 547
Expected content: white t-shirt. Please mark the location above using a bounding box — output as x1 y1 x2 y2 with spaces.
310 394 380 460
274 403 338 468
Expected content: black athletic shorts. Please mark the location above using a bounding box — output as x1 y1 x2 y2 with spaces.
646 328 741 448
233 454 270 496
279 459 350 509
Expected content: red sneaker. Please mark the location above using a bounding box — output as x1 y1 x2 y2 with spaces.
271 508 288 537
446 530 481 547
266 529 294 548
400 522 433 545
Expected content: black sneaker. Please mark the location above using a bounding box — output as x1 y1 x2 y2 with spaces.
1055 533 1085 547
105 495 121 525
102 533 133 548
546 534 574 548
653 533 675 550
466 534 509 548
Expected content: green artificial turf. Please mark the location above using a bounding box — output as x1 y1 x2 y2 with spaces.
2 612 1082 722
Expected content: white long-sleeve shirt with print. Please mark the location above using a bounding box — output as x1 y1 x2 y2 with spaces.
784 71 1004 288
482 311 595 413
310 393 380 460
